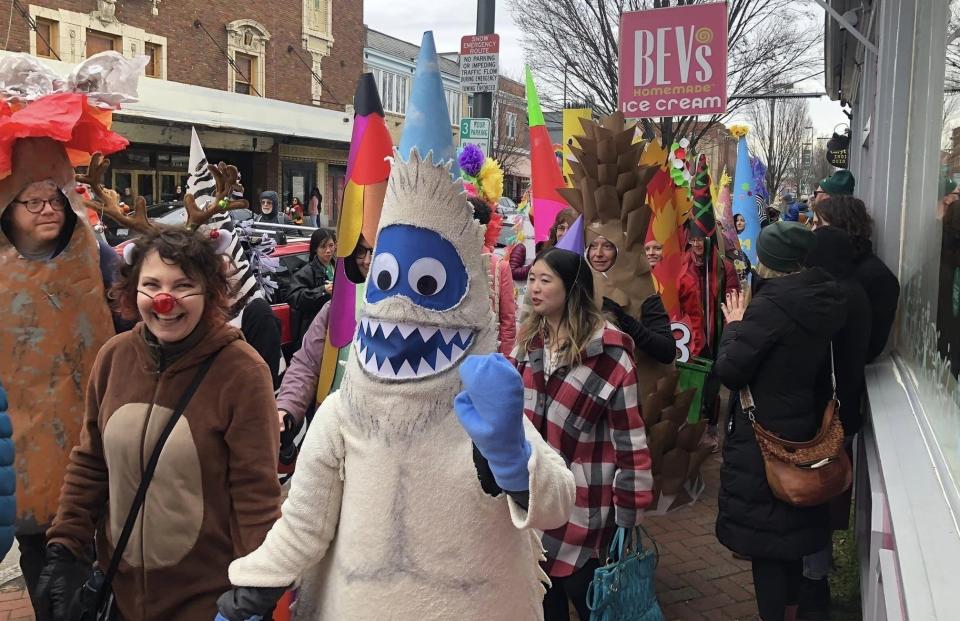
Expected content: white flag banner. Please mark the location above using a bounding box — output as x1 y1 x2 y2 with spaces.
186 127 216 210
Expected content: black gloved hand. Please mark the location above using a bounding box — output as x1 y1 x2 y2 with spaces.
217 586 288 621
602 297 626 319
35 543 93 621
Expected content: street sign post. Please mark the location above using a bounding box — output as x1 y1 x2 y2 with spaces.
460 34 500 94
459 117 492 155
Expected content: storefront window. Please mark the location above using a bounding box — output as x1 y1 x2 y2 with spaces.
898 0 960 484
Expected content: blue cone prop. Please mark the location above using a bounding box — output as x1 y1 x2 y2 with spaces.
398 31 459 176
555 215 585 254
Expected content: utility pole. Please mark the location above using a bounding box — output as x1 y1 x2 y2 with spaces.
474 0 495 121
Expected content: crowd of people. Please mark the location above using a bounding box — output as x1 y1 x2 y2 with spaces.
0 50 900 621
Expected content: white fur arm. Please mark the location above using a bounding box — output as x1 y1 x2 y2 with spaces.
506 418 575 531
229 394 346 587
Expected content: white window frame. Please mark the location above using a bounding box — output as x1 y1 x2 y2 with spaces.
226 19 271 97
506 111 518 140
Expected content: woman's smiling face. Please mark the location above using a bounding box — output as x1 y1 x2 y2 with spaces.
136 250 206 344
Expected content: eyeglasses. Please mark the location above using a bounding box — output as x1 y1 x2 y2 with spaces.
13 196 65 213
352 246 374 259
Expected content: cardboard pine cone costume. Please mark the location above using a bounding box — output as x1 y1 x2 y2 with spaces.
556 113 665 387
558 113 710 513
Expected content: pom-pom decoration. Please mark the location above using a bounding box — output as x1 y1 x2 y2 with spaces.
458 143 485 178
729 125 749 139
477 157 504 205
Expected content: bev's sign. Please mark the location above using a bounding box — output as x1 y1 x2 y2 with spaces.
618 2 728 118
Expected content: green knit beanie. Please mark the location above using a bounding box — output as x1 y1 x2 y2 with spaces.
819 170 856 196
757 221 817 273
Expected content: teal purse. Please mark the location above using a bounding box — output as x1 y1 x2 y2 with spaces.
586 526 665 621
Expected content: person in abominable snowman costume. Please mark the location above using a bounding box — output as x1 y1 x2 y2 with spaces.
214 32 575 621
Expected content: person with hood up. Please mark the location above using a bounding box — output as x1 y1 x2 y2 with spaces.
255 191 290 225
797 224 872 617
714 222 847 621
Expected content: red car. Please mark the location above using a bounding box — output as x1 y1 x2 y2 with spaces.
114 238 312 360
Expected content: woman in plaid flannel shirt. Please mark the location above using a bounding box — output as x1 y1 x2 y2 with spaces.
512 248 654 621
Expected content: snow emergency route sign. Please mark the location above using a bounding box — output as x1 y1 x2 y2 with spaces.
618 2 728 118
461 34 500 94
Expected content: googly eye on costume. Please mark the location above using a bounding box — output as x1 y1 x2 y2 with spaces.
365 224 468 312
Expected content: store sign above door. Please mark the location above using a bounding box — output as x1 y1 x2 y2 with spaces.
618 2 728 118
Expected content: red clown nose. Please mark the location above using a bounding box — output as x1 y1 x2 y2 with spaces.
151 293 177 314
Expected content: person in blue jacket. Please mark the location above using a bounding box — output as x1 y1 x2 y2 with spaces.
0 380 14 560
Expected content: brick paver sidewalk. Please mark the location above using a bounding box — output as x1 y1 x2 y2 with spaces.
645 452 759 621
0 579 33 621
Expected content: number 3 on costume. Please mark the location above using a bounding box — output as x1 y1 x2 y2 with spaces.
672 322 692 363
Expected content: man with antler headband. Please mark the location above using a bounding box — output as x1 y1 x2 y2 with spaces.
0 52 142 611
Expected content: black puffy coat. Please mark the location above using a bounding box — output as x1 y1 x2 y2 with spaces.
288 257 334 348
852 240 899 362
714 268 846 560
806 227 872 435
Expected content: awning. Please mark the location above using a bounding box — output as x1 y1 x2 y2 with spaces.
0 52 354 143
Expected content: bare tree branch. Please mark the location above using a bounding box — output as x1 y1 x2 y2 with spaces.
511 0 821 150
746 98 811 196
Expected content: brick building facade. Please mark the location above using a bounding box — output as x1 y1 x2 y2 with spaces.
1 0 365 224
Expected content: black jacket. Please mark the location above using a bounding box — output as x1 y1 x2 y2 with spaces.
713 268 846 560
603 295 676 364
806 227 872 435
239 297 283 389
288 257 334 347
853 240 899 361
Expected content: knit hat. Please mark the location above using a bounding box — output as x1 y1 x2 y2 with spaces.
943 176 958 197
757 221 816 273
819 170 856 196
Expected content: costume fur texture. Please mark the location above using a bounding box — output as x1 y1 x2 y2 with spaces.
229 150 575 620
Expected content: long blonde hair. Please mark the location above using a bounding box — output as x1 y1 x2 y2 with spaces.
517 249 605 368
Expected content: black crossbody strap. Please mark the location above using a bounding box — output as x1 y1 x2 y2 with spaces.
97 352 219 607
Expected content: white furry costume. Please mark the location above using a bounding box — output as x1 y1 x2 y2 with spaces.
228 151 575 620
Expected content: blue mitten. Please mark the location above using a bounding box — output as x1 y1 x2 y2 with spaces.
455 354 531 492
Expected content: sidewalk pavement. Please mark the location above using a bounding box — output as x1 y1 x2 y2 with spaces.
646 451 760 621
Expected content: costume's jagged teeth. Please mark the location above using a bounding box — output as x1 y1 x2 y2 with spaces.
417 326 437 342
457 329 472 343
380 321 397 338
397 324 417 339
377 356 391 376
435 348 452 371
360 317 370 333
439 327 458 344
396 359 417 379
418 357 435 374
451 343 466 360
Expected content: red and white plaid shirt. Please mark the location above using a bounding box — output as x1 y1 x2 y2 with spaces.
513 323 653 577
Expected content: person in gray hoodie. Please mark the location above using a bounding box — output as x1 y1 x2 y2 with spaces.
256 191 290 225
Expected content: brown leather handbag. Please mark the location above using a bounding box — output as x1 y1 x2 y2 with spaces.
740 346 853 508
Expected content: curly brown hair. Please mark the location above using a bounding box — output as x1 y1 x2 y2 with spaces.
813 195 873 256
547 207 578 248
110 226 232 324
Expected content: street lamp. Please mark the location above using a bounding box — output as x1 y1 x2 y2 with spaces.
563 60 577 109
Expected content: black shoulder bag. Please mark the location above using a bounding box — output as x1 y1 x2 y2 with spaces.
72 353 219 621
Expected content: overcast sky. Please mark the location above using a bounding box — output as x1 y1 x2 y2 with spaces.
362 0 849 139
